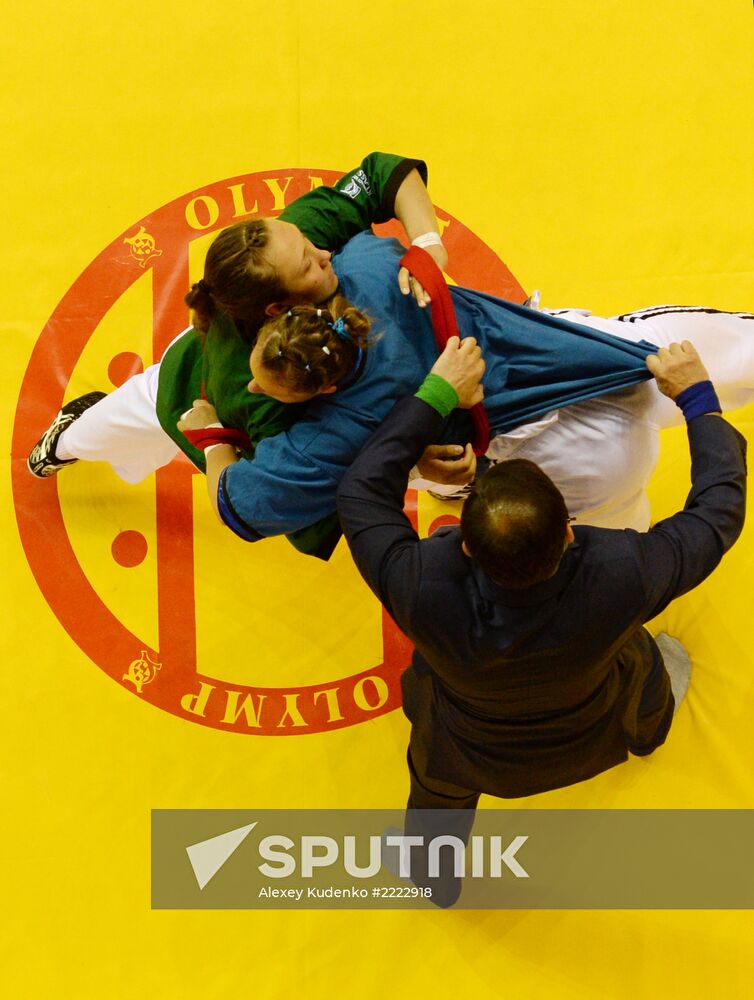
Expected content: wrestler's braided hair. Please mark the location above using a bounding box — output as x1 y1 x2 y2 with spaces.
256 296 371 396
184 219 287 339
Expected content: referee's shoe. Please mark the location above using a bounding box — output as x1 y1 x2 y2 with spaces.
27 391 106 477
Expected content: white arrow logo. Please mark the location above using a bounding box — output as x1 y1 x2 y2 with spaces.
186 822 257 890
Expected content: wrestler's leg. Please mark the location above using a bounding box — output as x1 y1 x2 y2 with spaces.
487 391 661 530
35 326 193 484
59 361 179 484
547 306 754 427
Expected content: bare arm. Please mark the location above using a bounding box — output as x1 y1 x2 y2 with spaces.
394 168 448 307
177 400 237 520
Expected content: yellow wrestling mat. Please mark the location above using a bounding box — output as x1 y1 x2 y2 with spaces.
3 1 753 995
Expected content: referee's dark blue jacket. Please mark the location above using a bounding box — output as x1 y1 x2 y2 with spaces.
336 391 747 798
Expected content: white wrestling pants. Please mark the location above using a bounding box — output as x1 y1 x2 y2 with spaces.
431 305 754 530
60 330 190 483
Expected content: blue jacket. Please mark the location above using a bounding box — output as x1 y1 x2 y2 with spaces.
220 233 656 542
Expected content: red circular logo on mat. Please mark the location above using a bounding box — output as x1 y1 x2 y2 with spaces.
12 168 525 735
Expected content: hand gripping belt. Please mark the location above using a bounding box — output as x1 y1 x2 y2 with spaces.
400 245 491 456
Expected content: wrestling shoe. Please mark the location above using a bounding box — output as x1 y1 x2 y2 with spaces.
27 391 107 477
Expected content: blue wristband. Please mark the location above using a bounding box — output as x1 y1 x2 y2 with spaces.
675 380 721 423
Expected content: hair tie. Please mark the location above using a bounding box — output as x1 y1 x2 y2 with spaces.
196 278 212 296
336 345 365 391
329 317 349 341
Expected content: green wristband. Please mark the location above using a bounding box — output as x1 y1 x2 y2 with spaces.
415 373 459 417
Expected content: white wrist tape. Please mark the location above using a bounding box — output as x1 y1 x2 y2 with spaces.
202 422 224 456
411 232 444 249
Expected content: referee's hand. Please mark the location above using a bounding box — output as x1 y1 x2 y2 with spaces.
646 341 711 400
430 336 485 409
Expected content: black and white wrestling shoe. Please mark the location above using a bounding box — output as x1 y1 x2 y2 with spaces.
27 391 107 477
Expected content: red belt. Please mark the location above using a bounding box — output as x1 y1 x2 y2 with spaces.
400 245 491 456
